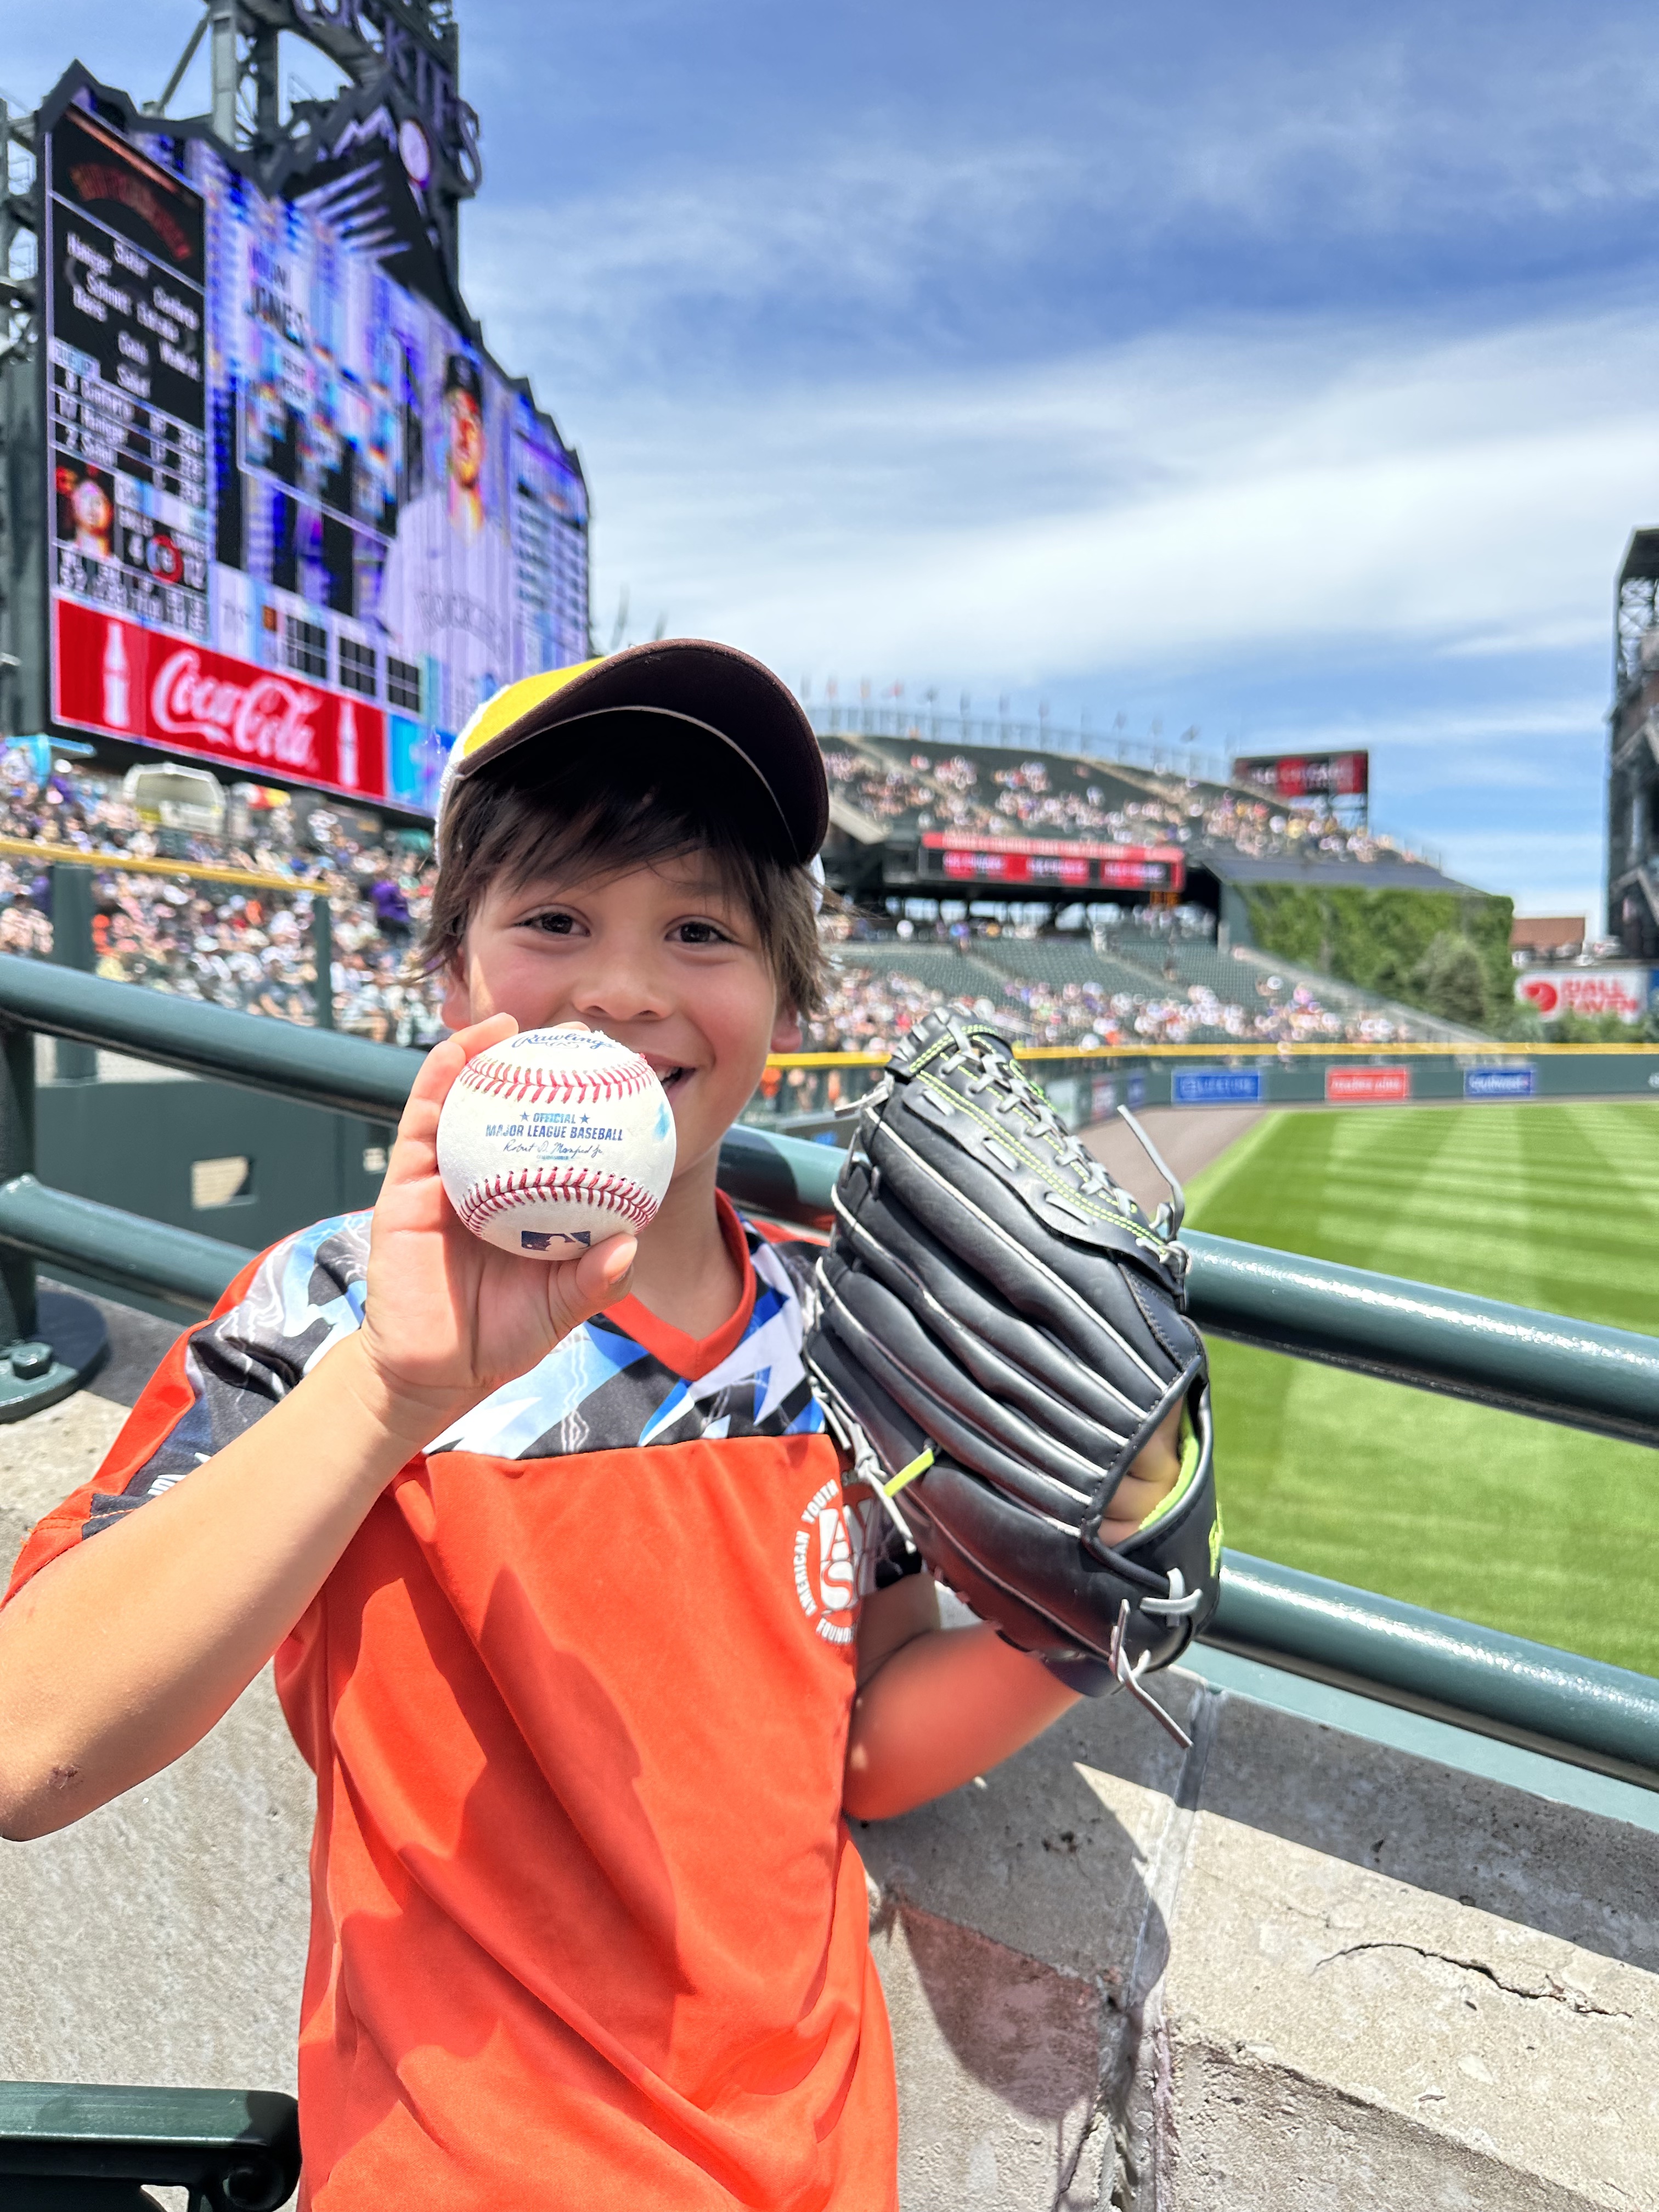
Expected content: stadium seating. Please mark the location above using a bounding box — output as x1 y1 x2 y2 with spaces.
831 944 1008 997
819 727 1429 872
968 936 1147 995
0 751 441 1045
812 926 1439 1052
0 741 1447 1062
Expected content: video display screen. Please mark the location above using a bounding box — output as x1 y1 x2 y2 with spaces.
1231 750 1369 802
919 831 1184 892
43 89 589 815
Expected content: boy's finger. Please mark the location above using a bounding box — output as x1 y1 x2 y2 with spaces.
404 1012 517 1111
554 1234 637 1327
388 1017 521 1180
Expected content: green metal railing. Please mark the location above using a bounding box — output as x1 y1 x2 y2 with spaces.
0 2079 299 2209
0 949 1653 1797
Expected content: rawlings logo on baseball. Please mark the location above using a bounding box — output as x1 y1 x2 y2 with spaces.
437 1026 676 1254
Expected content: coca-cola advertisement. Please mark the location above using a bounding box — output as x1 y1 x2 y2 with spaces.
53 601 388 803
38 69 589 816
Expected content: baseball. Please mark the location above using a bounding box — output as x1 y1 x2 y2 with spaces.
436 1026 676 1255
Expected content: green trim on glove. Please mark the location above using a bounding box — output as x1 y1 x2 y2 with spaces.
884 1446 935 1499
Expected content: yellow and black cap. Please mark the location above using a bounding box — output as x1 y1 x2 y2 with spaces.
439 639 828 866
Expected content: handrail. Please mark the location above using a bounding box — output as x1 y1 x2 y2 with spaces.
1182 1231 1659 1448
1210 1553 1659 1788
7 960 1657 1444
0 952 409 1120
0 1177 252 1316
0 2079 301 2207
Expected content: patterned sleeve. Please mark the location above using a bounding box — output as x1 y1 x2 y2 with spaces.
3 1213 372 1602
750 1223 922 1588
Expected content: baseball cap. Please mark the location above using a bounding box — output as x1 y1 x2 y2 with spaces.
439 639 828 865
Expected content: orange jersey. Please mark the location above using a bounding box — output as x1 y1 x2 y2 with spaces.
7 1196 900 2209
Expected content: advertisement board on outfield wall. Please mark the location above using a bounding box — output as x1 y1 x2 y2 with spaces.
1325 1066 1410 1103
1172 1069 1264 1107
40 74 589 815
1465 1067 1536 1099
1516 968 1656 1024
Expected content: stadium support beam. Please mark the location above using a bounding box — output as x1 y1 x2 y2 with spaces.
209 0 239 142
145 11 210 117
0 97 42 741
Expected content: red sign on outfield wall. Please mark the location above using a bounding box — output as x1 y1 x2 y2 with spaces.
1326 1065 1411 1103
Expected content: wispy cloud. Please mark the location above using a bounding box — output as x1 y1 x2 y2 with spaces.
462 9 1659 392
496 303 1658 690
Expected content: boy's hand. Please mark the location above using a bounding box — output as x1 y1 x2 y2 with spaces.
1097 1402 1182 1548
352 1014 637 1448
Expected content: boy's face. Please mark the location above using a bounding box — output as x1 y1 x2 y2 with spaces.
443 855 803 1186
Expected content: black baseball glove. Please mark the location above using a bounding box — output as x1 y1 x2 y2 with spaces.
806 1010 1219 1745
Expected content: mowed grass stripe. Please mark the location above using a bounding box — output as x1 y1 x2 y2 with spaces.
1184 1103 1659 1674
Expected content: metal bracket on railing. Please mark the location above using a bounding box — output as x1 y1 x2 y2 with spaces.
0 2080 301 2211
0 1018 108 1419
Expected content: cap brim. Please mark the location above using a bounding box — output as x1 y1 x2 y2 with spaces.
448 639 827 864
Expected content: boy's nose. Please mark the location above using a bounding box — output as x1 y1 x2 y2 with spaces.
567 951 672 1026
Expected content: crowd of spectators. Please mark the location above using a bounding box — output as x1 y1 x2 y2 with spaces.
0 742 1423 1074
0 750 447 1045
804 941 1425 1058
821 733 1425 869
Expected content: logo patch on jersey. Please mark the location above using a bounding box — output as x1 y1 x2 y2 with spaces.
793 1479 882 1645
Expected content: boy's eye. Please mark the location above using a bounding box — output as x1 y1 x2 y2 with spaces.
674 919 732 946
525 910 578 936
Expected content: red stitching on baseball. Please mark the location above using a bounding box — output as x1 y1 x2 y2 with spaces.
456 1056 656 1108
459 1166 659 1234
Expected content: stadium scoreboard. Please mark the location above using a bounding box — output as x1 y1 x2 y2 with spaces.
1232 750 1368 803
34 67 590 817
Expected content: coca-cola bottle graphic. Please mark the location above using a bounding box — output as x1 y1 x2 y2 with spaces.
102 622 131 730
337 698 358 791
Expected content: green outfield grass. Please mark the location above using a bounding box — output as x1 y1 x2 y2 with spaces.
1184 1102 1659 1675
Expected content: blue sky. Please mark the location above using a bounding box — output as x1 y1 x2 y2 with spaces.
13 1 1659 923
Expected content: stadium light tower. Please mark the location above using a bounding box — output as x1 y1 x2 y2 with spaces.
145 0 481 291
1607 530 1659 957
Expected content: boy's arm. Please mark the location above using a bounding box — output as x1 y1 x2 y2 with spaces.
844 1575 1077 1821
843 1419 1183 1822
0 1014 634 1843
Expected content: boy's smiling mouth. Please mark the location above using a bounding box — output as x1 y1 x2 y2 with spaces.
641 1054 695 1094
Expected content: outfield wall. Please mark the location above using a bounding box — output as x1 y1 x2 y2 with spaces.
745 1047 1659 1132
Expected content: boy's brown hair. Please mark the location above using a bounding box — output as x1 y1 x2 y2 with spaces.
421 712 826 1017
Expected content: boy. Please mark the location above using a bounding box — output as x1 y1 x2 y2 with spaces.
0 641 1179 2208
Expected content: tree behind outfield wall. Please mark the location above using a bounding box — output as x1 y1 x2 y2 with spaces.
1409 930 1492 1029
1241 884 1515 1031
